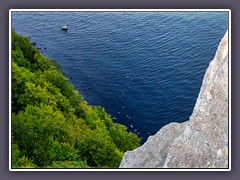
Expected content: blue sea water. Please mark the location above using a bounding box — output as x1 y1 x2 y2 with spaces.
12 11 228 144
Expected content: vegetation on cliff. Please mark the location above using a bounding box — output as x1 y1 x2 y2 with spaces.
11 29 140 168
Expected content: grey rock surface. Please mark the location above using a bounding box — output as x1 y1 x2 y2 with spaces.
120 31 229 168
120 122 187 168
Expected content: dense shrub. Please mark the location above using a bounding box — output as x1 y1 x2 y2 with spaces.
11 29 140 168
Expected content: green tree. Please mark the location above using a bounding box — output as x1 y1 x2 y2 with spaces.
11 29 141 168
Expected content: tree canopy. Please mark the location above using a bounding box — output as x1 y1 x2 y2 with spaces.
11 29 140 168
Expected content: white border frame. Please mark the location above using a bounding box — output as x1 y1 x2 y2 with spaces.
9 9 231 171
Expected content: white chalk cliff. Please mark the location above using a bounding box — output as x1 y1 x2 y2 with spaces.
120 31 229 168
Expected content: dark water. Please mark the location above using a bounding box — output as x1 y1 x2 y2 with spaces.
12 11 228 143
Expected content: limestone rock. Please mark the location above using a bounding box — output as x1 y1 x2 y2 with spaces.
120 122 187 168
120 31 229 168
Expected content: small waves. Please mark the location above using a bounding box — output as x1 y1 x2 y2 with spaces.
12 11 228 143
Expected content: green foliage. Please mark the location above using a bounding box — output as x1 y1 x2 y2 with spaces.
12 143 36 168
11 29 141 168
49 160 88 168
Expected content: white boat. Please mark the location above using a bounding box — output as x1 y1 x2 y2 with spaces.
61 25 68 30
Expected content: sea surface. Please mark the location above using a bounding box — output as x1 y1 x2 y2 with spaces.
12 11 228 144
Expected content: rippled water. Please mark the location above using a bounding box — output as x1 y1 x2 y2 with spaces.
12 11 228 143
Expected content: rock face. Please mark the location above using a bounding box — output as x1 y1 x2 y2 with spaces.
120 31 229 168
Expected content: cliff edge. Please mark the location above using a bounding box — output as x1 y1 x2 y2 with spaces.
120 31 229 168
